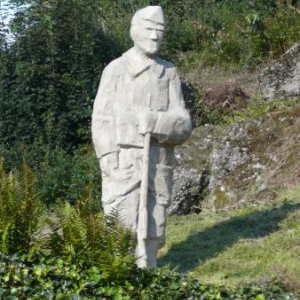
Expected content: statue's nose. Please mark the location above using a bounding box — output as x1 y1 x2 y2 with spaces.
150 30 158 40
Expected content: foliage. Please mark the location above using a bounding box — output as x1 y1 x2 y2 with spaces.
0 157 296 299
1 1 300 299
1 0 300 179
0 159 44 254
0 0 117 158
96 0 300 67
220 98 300 125
0 159 133 282
36 146 102 206
0 253 296 299
0 144 102 207
41 198 136 283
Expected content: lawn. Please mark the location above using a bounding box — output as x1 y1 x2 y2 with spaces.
159 185 300 297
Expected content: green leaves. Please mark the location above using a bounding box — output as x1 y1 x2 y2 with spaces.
0 253 295 299
0 0 115 161
0 160 43 255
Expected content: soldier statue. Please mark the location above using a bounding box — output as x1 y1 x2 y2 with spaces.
92 6 192 268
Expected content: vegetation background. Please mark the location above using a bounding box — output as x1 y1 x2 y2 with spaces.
0 0 300 298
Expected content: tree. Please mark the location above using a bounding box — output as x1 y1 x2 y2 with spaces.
0 0 118 165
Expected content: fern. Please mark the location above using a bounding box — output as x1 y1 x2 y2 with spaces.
0 159 136 282
44 196 136 282
61 202 88 256
0 223 11 254
0 160 44 255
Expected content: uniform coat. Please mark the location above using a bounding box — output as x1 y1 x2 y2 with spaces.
92 47 191 244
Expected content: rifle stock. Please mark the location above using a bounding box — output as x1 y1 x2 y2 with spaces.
137 131 151 267
137 94 152 268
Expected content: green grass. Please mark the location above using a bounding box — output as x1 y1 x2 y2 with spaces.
223 98 300 125
159 185 300 297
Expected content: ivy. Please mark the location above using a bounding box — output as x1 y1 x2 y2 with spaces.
0 254 296 299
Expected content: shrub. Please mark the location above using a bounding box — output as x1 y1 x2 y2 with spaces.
0 160 44 255
265 3 300 59
0 253 296 299
42 198 136 283
203 82 249 123
36 146 102 207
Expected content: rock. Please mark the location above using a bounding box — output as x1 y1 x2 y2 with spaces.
207 120 264 209
169 125 214 215
169 167 209 215
259 43 300 100
171 111 300 212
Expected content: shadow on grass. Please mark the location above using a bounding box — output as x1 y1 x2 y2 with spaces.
158 201 300 273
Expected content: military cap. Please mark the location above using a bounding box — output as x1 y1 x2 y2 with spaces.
131 6 165 29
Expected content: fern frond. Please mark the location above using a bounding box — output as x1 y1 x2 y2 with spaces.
48 201 88 260
0 161 44 255
0 223 12 254
21 160 35 202
7 172 18 210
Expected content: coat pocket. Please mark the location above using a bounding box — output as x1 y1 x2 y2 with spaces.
115 112 144 148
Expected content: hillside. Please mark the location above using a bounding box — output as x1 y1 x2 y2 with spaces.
160 184 300 297
159 63 300 297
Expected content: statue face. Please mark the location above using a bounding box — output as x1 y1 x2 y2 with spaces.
131 21 164 57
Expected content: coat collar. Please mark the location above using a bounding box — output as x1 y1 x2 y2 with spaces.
122 47 165 78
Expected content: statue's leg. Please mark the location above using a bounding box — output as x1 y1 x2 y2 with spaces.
117 190 140 237
100 149 141 236
144 187 167 268
139 145 173 268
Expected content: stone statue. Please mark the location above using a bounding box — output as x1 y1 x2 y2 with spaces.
92 6 192 268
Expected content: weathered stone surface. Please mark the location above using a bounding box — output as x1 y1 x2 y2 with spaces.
171 111 300 212
169 160 209 215
92 6 192 268
259 43 300 100
169 125 214 215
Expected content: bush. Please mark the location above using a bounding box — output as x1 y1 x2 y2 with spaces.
0 144 102 207
41 199 136 283
265 3 300 59
0 160 44 255
0 253 296 299
36 146 102 207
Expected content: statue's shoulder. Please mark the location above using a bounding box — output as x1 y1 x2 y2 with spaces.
102 56 124 77
156 56 176 70
155 57 179 80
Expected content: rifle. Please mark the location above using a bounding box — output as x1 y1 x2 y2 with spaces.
137 94 151 268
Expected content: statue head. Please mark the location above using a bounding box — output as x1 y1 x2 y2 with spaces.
130 6 165 57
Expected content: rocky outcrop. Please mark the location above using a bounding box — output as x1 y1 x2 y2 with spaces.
169 165 209 215
259 43 300 100
171 110 300 213
168 125 214 215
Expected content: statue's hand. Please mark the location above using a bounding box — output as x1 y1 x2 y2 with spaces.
138 110 158 135
153 112 192 146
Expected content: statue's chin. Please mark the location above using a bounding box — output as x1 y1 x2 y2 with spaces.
135 44 160 58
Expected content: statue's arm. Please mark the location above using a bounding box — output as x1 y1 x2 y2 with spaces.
153 67 192 146
92 64 119 159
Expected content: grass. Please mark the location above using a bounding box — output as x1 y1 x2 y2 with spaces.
177 54 262 97
223 98 300 125
158 185 300 297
